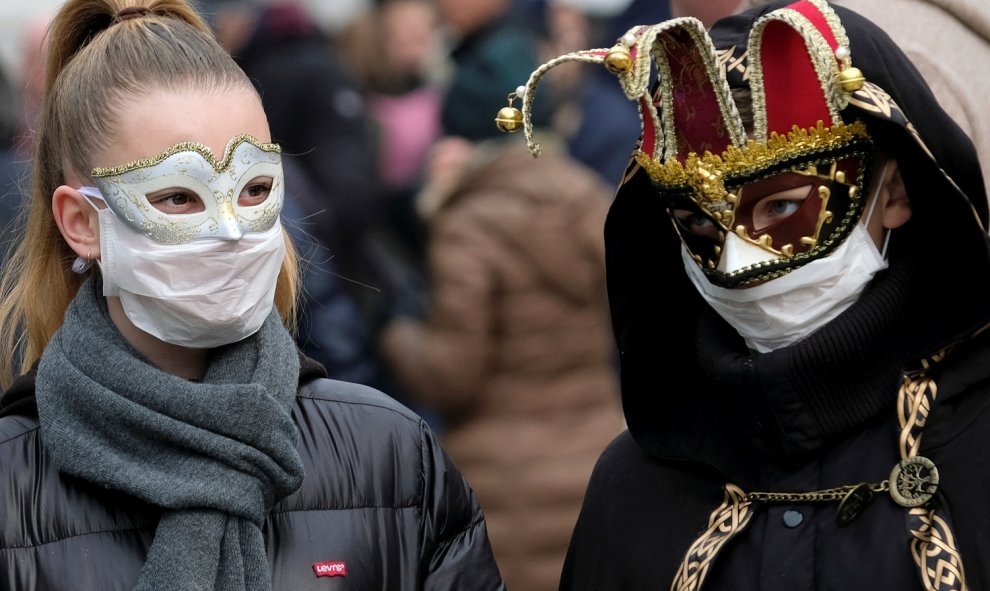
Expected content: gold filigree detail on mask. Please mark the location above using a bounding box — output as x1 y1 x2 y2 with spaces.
91 134 280 178
635 120 869 210
244 176 283 232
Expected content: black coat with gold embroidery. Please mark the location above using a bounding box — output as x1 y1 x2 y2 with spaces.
560 2 990 590
561 311 990 590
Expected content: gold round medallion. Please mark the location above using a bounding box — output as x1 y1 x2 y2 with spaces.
888 456 939 508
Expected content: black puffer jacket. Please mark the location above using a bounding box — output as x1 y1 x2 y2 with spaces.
0 357 505 590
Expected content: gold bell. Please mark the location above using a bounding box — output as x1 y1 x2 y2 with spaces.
838 67 865 92
495 106 523 133
604 45 633 75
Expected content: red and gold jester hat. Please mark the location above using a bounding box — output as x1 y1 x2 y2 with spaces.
500 0 894 288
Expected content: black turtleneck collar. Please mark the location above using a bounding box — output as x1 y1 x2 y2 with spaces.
693 240 989 468
695 262 910 461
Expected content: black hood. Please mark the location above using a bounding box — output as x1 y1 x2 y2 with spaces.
605 2 990 476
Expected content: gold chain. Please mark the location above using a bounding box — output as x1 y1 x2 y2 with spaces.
746 480 889 503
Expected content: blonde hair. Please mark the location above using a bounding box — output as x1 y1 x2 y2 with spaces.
0 0 300 388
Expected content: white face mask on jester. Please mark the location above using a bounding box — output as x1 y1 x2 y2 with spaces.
676 156 906 352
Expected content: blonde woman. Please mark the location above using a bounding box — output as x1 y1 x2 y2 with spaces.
0 1 504 589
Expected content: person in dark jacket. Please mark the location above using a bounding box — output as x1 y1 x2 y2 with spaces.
0 1 504 589
437 0 552 143
500 0 990 589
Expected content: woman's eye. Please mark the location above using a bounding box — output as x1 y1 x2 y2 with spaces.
239 177 273 206
674 210 718 238
146 190 204 214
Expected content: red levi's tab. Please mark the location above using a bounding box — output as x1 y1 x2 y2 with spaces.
313 561 347 578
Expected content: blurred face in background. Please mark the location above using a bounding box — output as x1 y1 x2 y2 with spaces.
669 0 745 27
209 3 257 54
435 0 509 38
382 0 438 75
541 2 592 96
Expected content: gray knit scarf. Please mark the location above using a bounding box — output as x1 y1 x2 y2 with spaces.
35 278 304 591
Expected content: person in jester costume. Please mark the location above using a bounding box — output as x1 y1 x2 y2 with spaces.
497 0 990 588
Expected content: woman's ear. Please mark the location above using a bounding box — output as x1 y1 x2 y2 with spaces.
881 162 911 230
52 185 101 259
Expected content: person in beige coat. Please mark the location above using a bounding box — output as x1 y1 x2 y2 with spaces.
380 135 625 591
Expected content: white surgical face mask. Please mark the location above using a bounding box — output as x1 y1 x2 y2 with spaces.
681 163 891 353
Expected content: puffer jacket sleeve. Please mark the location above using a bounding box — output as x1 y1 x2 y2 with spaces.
379 200 497 414
417 418 506 590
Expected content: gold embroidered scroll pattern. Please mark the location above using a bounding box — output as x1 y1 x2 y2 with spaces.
671 484 754 591
898 353 967 591
715 46 748 81
909 508 966 591
897 371 936 461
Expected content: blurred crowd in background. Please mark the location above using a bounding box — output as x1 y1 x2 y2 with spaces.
1 0 986 589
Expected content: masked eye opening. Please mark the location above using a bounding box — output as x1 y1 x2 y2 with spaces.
670 184 819 247
145 188 206 215
743 183 817 233
143 175 275 217
673 208 720 239
725 170 833 254
238 176 275 208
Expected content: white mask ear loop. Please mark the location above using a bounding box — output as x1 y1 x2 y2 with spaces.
77 186 109 213
861 160 892 260
880 223 892 259
862 160 890 228
75 187 117 276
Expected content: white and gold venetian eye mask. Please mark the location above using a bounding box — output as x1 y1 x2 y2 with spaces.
90 134 283 245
